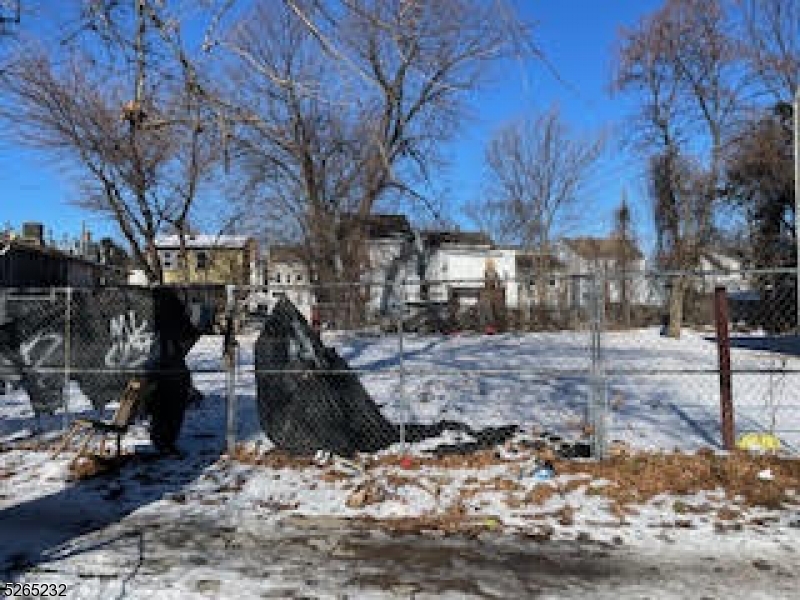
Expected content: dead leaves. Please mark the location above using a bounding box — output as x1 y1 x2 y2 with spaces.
555 450 800 509
346 480 388 508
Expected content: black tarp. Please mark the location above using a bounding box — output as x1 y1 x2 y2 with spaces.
0 286 199 451
255 297 517 457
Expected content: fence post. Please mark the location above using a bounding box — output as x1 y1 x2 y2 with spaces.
0 293 6 396
714 286 735 450
63 286 72 430
397 281 407 455
589 272 608 459
224 284 237 455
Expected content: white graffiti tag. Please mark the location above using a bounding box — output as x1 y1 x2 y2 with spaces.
17 332 64 412
105 311 155 368
20 331 64 373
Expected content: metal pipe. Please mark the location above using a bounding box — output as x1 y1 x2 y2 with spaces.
63 287 71 430
794 86 800 333
398 285 407 455
225 284 237 455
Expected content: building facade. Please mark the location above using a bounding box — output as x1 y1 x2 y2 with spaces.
1 223 126 287
265 244 314 321
155 234 260 287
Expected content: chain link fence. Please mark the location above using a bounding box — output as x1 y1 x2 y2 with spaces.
2 268 800 457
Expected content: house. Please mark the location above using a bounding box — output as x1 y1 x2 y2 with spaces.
265 244 314 321
155 234 260 287
343 214 417 316
421 230 495 309
557 237 648 308
513 251 571 310
696 252 749 294
1 222 125 287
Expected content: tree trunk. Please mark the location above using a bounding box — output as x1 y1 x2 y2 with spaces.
519 279 530 330
667 276 687 339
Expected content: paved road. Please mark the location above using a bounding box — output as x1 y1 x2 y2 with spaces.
6 510 798 599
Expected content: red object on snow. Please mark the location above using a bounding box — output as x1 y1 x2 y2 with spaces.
399 456 414 469
485 325 497 335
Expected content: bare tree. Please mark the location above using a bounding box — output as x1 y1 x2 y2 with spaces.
471 106 602 324
736 0 799 103
614 0 744 337
725 104 795 269
612 192 636 327
0 1 221 283
478 106 603 252
225 0 516 255
222 0 518 323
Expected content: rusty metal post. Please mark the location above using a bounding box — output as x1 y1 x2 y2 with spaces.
224 285 237 455
714 286 735 450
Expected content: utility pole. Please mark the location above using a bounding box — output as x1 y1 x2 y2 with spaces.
795 86 800 334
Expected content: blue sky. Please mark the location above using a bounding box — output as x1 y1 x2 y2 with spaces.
0 0 664 253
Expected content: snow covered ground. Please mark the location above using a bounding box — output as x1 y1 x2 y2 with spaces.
2 327 800 598
4 326 799 452
232 326 800 453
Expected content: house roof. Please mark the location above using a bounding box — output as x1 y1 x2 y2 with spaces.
422 230 493 248
1 239 112 269
515 253 566 272
268 244 307 263
339 214 412 240
155 234 252 249
564 237 643 261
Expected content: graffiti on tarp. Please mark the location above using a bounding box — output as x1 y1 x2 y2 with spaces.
20 331 63 372
105 311 155 369
0 287 199 451
19 331 64 401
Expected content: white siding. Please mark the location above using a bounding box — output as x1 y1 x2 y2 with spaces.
267 259 313 321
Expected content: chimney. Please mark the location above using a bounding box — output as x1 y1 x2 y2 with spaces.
21 222 44 247
80 222 91 256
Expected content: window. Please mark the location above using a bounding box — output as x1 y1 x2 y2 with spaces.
195 250 208 270
161 251 175 270
296 273 303 283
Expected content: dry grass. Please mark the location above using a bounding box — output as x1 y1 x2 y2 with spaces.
232 446 800 513
524 484 557 506
554 449 800 509
370 449 523 470
232 447 316 469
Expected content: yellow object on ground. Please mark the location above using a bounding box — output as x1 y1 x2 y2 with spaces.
736 432 781 453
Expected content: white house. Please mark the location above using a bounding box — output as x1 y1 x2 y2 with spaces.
421 230 495 308
557 237 649 307
488 247 518 307
265 244 314 321
356 214 417 316
512 251 571 309
696 252 749 293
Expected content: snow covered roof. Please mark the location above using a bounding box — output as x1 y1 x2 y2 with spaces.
155 234 253 249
